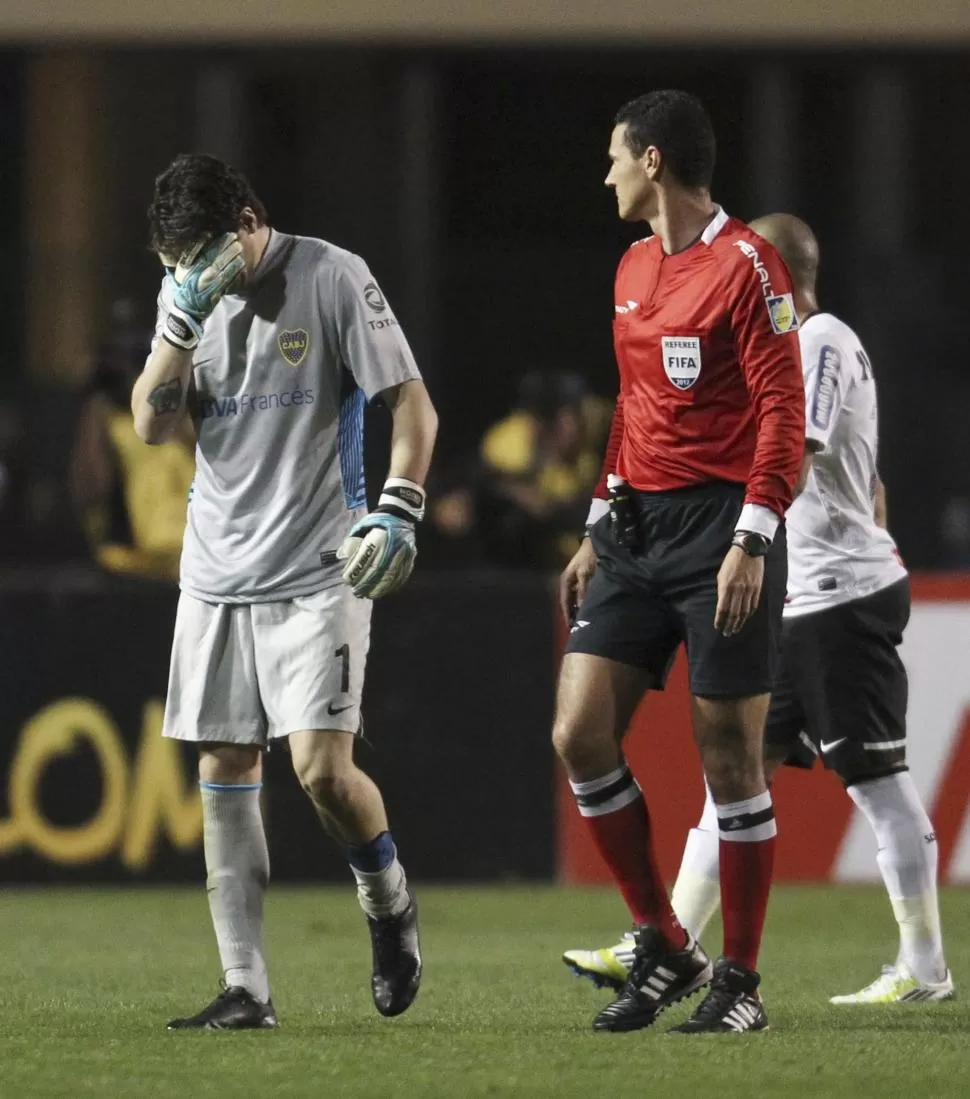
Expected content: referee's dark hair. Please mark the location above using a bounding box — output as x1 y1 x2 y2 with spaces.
615 90 716 190
148 153 268 258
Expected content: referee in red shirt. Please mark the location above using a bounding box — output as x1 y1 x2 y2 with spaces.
554 91 805 1034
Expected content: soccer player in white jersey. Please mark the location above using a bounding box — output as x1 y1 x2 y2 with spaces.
562 214 954 1007
132 154 438 1029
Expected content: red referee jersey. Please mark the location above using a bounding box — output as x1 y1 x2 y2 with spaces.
596 208 805 521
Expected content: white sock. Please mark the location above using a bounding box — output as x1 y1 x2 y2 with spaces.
847 772 947 984
671 784 722 940
347 831 410 919
201 783 271 1003
351 858 410 919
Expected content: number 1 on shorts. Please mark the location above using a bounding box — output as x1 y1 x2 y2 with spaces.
335 643 350 695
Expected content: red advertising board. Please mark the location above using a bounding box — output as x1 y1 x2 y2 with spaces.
558 575 970 884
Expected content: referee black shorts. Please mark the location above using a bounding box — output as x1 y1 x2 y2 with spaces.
764 578 911 784
566 482 787 699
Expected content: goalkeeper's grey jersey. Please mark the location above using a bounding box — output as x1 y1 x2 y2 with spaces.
151 230 422 602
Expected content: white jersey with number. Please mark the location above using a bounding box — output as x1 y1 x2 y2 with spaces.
783 312 906 617
150 229 422 603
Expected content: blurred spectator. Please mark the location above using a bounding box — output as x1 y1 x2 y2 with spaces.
429 371 611 569
0 397 29 560
0 389 92 564
69 300 195 581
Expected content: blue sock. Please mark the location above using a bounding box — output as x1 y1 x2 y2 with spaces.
347 830 397 873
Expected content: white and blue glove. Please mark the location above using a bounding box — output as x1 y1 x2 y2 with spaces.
338 479 427 599
159 232 245 351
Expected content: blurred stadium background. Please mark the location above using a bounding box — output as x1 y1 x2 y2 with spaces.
2 3 970 1097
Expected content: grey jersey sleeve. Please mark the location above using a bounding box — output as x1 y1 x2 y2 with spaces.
333 255 422 399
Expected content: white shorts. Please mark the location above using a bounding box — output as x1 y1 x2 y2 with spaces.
162 585 372 745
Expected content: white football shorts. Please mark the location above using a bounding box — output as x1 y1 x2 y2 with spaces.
162 584 371 744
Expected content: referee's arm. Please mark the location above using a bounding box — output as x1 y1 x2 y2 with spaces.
559 395 625 623
730 263 805 536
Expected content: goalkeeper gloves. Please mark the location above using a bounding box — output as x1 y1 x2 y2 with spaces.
338 479 427 599
160 233 246 351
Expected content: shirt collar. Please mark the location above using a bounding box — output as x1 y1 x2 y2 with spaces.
700 205 730 245
235 228 290 296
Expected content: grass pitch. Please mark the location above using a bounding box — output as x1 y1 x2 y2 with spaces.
0 885 968 1099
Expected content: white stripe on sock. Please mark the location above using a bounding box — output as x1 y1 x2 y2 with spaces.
569 765 629 796
574 782 642 818
719 820 777 843
716 791 777 844
715 791 772 817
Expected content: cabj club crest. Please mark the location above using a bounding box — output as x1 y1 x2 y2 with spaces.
278 328 309 367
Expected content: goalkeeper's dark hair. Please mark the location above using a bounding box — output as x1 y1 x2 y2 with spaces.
614 90 716 190
148 153 268 256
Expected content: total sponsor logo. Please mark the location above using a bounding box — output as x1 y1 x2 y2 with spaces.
733 239 799 335
363 281 387 313
360 281 397 330
198 387 315 419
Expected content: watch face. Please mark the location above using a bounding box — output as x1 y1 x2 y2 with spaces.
735 532 768 556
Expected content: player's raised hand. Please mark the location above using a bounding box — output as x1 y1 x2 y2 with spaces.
560 536 598 624
715 546 764 637
159 233 245 350
338 479 426 599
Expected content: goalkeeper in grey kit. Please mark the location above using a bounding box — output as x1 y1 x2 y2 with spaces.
132 153 438 1030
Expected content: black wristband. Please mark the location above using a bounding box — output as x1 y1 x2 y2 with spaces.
731 530 771 557
162 312 199 350
377 478 426 523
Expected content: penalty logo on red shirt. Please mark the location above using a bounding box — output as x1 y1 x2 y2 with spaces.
661 336 702 390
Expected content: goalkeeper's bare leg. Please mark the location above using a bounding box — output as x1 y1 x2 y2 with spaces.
290 730 422 1017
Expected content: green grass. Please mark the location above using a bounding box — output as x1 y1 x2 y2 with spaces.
0 885 968 1098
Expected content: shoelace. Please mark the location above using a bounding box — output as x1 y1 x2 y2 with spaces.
692 979 739 1021
173 983 244 1026
624 940 666 993
211 993 239 1011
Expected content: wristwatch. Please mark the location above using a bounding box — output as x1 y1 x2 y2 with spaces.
731 530 771 557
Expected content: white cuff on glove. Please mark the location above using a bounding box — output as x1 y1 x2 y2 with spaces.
162 307 204 351
378 478 426 523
